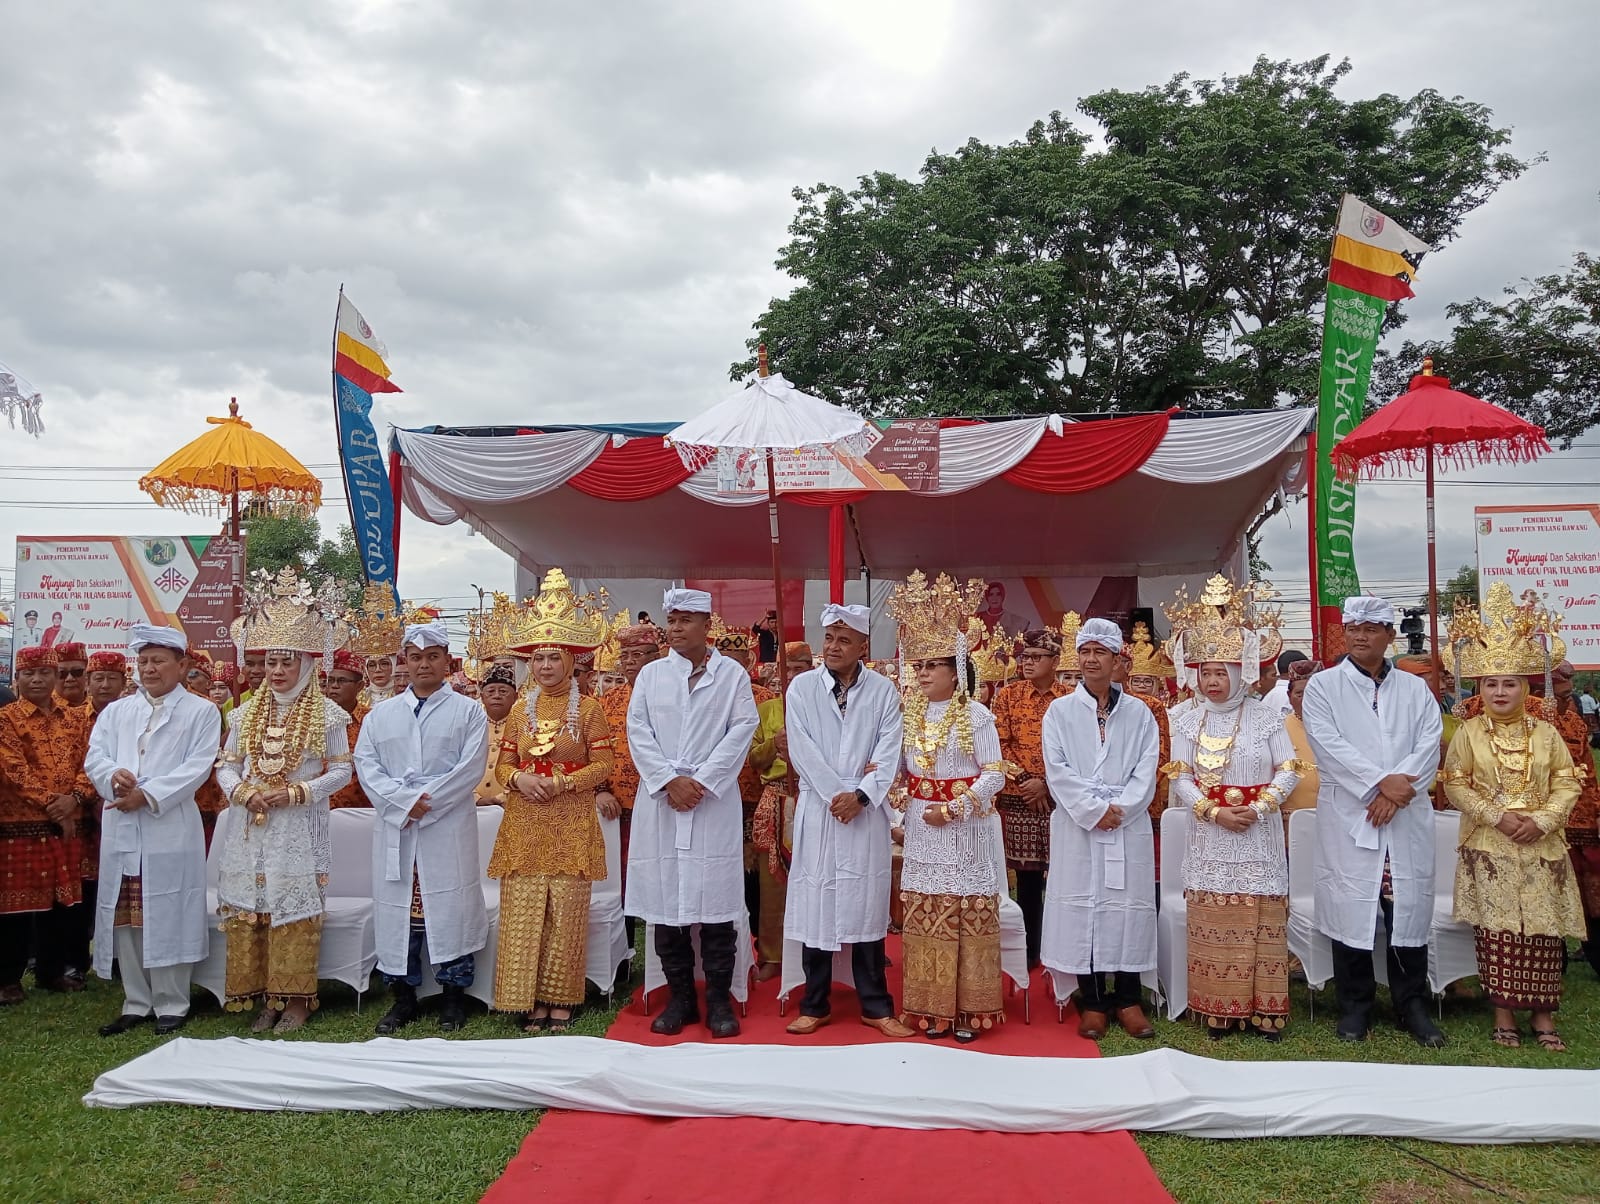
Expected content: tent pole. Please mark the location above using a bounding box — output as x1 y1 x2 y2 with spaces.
828 503 845 604
389 447 403 581
1425 443 1441 700
768 449 790 698
1304 432 1320 662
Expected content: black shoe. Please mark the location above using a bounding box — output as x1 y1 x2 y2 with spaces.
155 1014 188 1035
437 984 468 1032
99 1012 152 1037
649 991 700 1036
1398 999 1446 1049
704 992 741 1039
1335 1011 1369 1043
375 984 419 1035
1207 1024 1230 1041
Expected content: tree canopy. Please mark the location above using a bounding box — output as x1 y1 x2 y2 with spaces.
737 55 1529 418
243 511 366 610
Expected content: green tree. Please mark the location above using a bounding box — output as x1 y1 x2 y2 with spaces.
736 55 1528 417
1420 563 1478 616
243 512 367 609
1373 251 1600 445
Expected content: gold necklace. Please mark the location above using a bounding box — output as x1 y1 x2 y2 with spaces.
1194 705 1246 791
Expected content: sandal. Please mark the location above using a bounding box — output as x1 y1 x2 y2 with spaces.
547 1009 573 1033
1533 1028 1566 1052
923 1024 951 1040
522 1009 549 1034
952 1028 978 1044
1491 1026 1521 1048
274 1009 310 1034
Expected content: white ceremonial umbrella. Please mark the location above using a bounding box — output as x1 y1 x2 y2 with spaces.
666 347 875 692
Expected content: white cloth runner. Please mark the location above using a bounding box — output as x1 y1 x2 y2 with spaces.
83 1037 1600 1144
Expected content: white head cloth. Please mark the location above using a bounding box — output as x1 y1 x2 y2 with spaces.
403 620 450 650
662 588 712 615
820 603 870 634
1342 595 1396 626
127 623 187 655
1075 617 1124 654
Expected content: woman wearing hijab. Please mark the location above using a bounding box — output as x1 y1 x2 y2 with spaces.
489 569 614 1033
214 571 351 1033
1164 575 1304 1039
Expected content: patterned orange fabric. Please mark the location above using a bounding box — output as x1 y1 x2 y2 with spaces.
1127 690 1171 821
599 684 639 810
330 702 370 809
990 679 1065 782
488 693 613 880
0 699 94 913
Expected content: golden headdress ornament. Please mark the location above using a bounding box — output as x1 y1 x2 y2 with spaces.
344 582 406 659
707 612 751 653
462 591 521 680
970 622 1016 684
232 567 345 661
595 611 629 673
1057 610 1083 671
1448 581 1565 681
1126 621 1176 680
1163 574 1283 688
887 570 987 663
507 567 610 653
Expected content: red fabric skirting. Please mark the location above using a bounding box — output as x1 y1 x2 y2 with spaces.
567 436 692 500
1001 410 1172 494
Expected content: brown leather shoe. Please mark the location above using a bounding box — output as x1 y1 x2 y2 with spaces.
785 1014 831 1036
1117 1004 1156 1038
860 1015 915 1039
1077 1008 1108 1039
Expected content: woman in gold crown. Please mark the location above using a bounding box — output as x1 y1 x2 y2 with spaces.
214 570 353 1033
890 573 1010 1042
1441 584 1585 1051
1163 576 1303 1039
489 569 614 1033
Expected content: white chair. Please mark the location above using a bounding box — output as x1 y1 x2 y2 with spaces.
1285 808 1387 1018
643 911 755 1013
1155 807 1190 1020
1427 809 1479 996
420 805 502 1008
584 811 632 998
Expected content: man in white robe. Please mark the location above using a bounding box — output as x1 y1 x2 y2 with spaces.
87 625 219 1035
1040 617 1160 1040
782 604 913 1038
1302 595 1446 1047
354 621 489 1034
626 588 759 1038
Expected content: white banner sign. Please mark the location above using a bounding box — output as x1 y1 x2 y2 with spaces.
1475 504 1600 670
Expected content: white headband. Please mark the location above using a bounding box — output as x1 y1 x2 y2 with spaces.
1342 595 1396 627
127 623 187 655
403 621 450 650
662 588 712 615
820 603 870 634
1075 617 1124 654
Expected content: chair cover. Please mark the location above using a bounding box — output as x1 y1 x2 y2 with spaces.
584 810 632 995
1426 809 1478 994
1154 808 1191 1020
1285 808 1388 992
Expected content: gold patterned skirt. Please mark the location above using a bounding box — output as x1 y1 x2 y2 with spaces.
494 874 591 1011
1474 927 1564 1010
899 890 1004 1031
1184 891 1289 1031
222 913 323 1010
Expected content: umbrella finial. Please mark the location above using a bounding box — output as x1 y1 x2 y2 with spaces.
229 396 239 418
1421 357 1434 377
757 344 769 378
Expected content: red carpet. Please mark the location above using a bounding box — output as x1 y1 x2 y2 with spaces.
485 939 1173 1203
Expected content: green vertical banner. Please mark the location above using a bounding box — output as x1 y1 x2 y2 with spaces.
1314 282 1388 657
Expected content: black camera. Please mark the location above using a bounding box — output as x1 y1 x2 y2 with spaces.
1399 607 1426 656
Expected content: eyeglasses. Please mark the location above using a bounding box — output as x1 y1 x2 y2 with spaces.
1017 651 1056 662
59 667 85 678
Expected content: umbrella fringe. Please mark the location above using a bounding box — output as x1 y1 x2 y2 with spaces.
140 481 322 518
1333 432 1553 482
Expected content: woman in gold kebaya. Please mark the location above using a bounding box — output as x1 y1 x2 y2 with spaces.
1441 584 1585 1051
489 569 613 1033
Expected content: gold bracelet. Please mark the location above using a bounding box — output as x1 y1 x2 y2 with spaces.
940 803 952 822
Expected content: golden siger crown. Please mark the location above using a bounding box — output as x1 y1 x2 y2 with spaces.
595 612 628 673
1127 621 1176 679
1449 581 1565 679
708 613 751 653
970 622 1015 684
888 571 986 661
508 568 609 653
1058 611 1083 671
1163 574 1283 666
235 567 343 658
462 591 522 680
345 583 406 658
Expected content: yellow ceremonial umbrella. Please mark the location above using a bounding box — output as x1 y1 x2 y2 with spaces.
140 397 322 537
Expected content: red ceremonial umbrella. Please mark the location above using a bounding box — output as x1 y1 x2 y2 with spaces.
1331 358 1551 696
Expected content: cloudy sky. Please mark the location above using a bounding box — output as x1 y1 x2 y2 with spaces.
2 0 1596 645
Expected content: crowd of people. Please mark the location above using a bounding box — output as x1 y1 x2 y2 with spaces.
0 567 1593 1058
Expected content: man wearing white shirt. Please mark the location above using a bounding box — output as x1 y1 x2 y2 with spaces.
1302 596 1446 1047
1040 617 1160 1040
86 625 219 1036
1264 650 1306 718
354 621 490 1035
782 604 914 1038
626 588 759 1038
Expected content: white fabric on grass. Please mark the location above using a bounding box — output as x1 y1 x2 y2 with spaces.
83 1036 1600 1144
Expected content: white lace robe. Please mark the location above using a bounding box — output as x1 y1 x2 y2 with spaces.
1169 698 1299 898
215 696 352 926
898 699 1006 899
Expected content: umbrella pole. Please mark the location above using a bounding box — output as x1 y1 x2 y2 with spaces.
767 448 790 698
1426 444 1441 700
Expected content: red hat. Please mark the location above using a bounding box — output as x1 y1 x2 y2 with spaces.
87 651 128 674
215 662 239 684
333 649 365 676
55 641 88 662
15 646 59 670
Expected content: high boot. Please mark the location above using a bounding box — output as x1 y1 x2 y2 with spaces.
374 982 419 1035
700 921 742 1039
650 925 700 1036
1388 942 1445 1048
1330 940 1376 1042
437 983 469 1032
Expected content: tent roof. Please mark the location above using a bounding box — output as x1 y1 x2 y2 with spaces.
392 408 1311 580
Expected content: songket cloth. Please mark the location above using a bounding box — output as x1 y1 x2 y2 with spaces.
488 691 612 1011
990 679 1066 872
1472 927 1564 1010
1184 891 1289 1030
1549 699 1600 917
897 698 1007 1031
0 699 94 913
329 703 371 809
223 914 324 1009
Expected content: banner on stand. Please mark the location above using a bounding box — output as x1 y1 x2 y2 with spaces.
715 420 940 494
1475 504 1600 669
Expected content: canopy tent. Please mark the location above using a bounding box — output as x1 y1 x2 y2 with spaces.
390 408 1311 596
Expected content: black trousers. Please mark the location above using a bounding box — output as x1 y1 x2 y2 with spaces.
800 939 893 1020
1330 893 1430 1017
0 904 76 987
1015 870 1045 966
1078 970 1142 1012
68 879 97 973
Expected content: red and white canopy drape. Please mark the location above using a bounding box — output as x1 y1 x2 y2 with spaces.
394 408 1311 581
